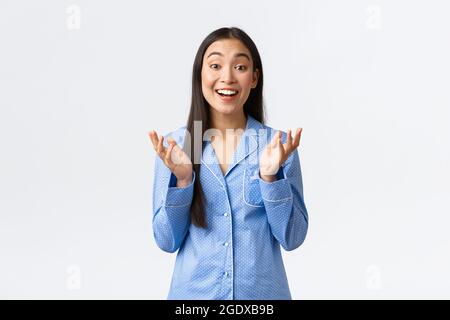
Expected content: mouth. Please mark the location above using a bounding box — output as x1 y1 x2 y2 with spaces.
215 89 239 102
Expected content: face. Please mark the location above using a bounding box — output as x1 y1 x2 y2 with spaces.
201 38 259 116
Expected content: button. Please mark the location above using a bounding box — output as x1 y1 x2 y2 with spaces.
223 242 229 247
224 271 228 277
223 212 228 217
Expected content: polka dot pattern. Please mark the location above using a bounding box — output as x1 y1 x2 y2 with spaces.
152 115 309 300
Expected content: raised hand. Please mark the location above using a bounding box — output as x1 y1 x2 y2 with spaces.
259 128 302 182
148 130 193 187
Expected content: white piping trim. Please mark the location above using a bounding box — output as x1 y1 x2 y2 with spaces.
201 159 226 190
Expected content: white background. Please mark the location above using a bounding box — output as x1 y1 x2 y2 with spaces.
1 0 449 299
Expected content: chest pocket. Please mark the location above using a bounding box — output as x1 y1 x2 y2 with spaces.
243 166 264 207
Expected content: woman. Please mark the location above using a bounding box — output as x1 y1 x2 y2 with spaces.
148 27 308 300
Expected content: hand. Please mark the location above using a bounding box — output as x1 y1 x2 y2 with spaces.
148 130 193 187
259 128 302 182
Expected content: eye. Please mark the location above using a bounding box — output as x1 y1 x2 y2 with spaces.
210 64 220 70
235 65 247 71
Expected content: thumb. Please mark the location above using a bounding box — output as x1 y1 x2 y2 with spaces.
167 137 180 149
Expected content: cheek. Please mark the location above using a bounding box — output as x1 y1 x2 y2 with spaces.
201 70 216 88
201 72 216 102
239 74 254 90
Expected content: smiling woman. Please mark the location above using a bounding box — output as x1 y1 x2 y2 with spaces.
148 27 308 300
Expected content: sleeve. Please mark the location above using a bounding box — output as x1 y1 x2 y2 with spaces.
258 147 309 251
152 153 195 253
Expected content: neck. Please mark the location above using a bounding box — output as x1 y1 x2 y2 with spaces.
209 109 247 137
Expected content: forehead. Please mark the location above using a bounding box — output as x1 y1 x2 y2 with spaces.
204 38 252 60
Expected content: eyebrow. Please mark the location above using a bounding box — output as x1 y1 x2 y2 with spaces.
206 51 251 61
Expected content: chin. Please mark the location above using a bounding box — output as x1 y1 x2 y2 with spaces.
218 106 242 116
220 104 238 111
215 101 242 113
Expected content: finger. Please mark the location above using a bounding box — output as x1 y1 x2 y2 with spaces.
271 131 281 148
293 128 302 148
269 131 277 148
286 129 293 150
167 136 176 144
272 136 283 167
157 135 166 158
277 133 283 152
167 137 179 150
165 143 174 166
167 137 184 160
149 130 159 149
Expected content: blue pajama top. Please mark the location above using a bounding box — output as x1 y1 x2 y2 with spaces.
152 115 308 300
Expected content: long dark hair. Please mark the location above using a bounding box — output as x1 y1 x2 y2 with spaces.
184 27 265 228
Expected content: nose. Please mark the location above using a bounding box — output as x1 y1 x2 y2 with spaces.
220 65 237 84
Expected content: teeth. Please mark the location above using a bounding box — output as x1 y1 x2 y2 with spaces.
217 89 237 96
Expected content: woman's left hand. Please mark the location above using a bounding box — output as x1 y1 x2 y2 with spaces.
259 128 302 182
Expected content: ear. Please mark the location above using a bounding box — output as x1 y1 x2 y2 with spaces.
251 68 260 89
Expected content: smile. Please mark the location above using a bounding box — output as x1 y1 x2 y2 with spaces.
215 89 238 96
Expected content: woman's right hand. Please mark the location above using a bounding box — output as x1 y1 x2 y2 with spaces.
148 130 193 187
